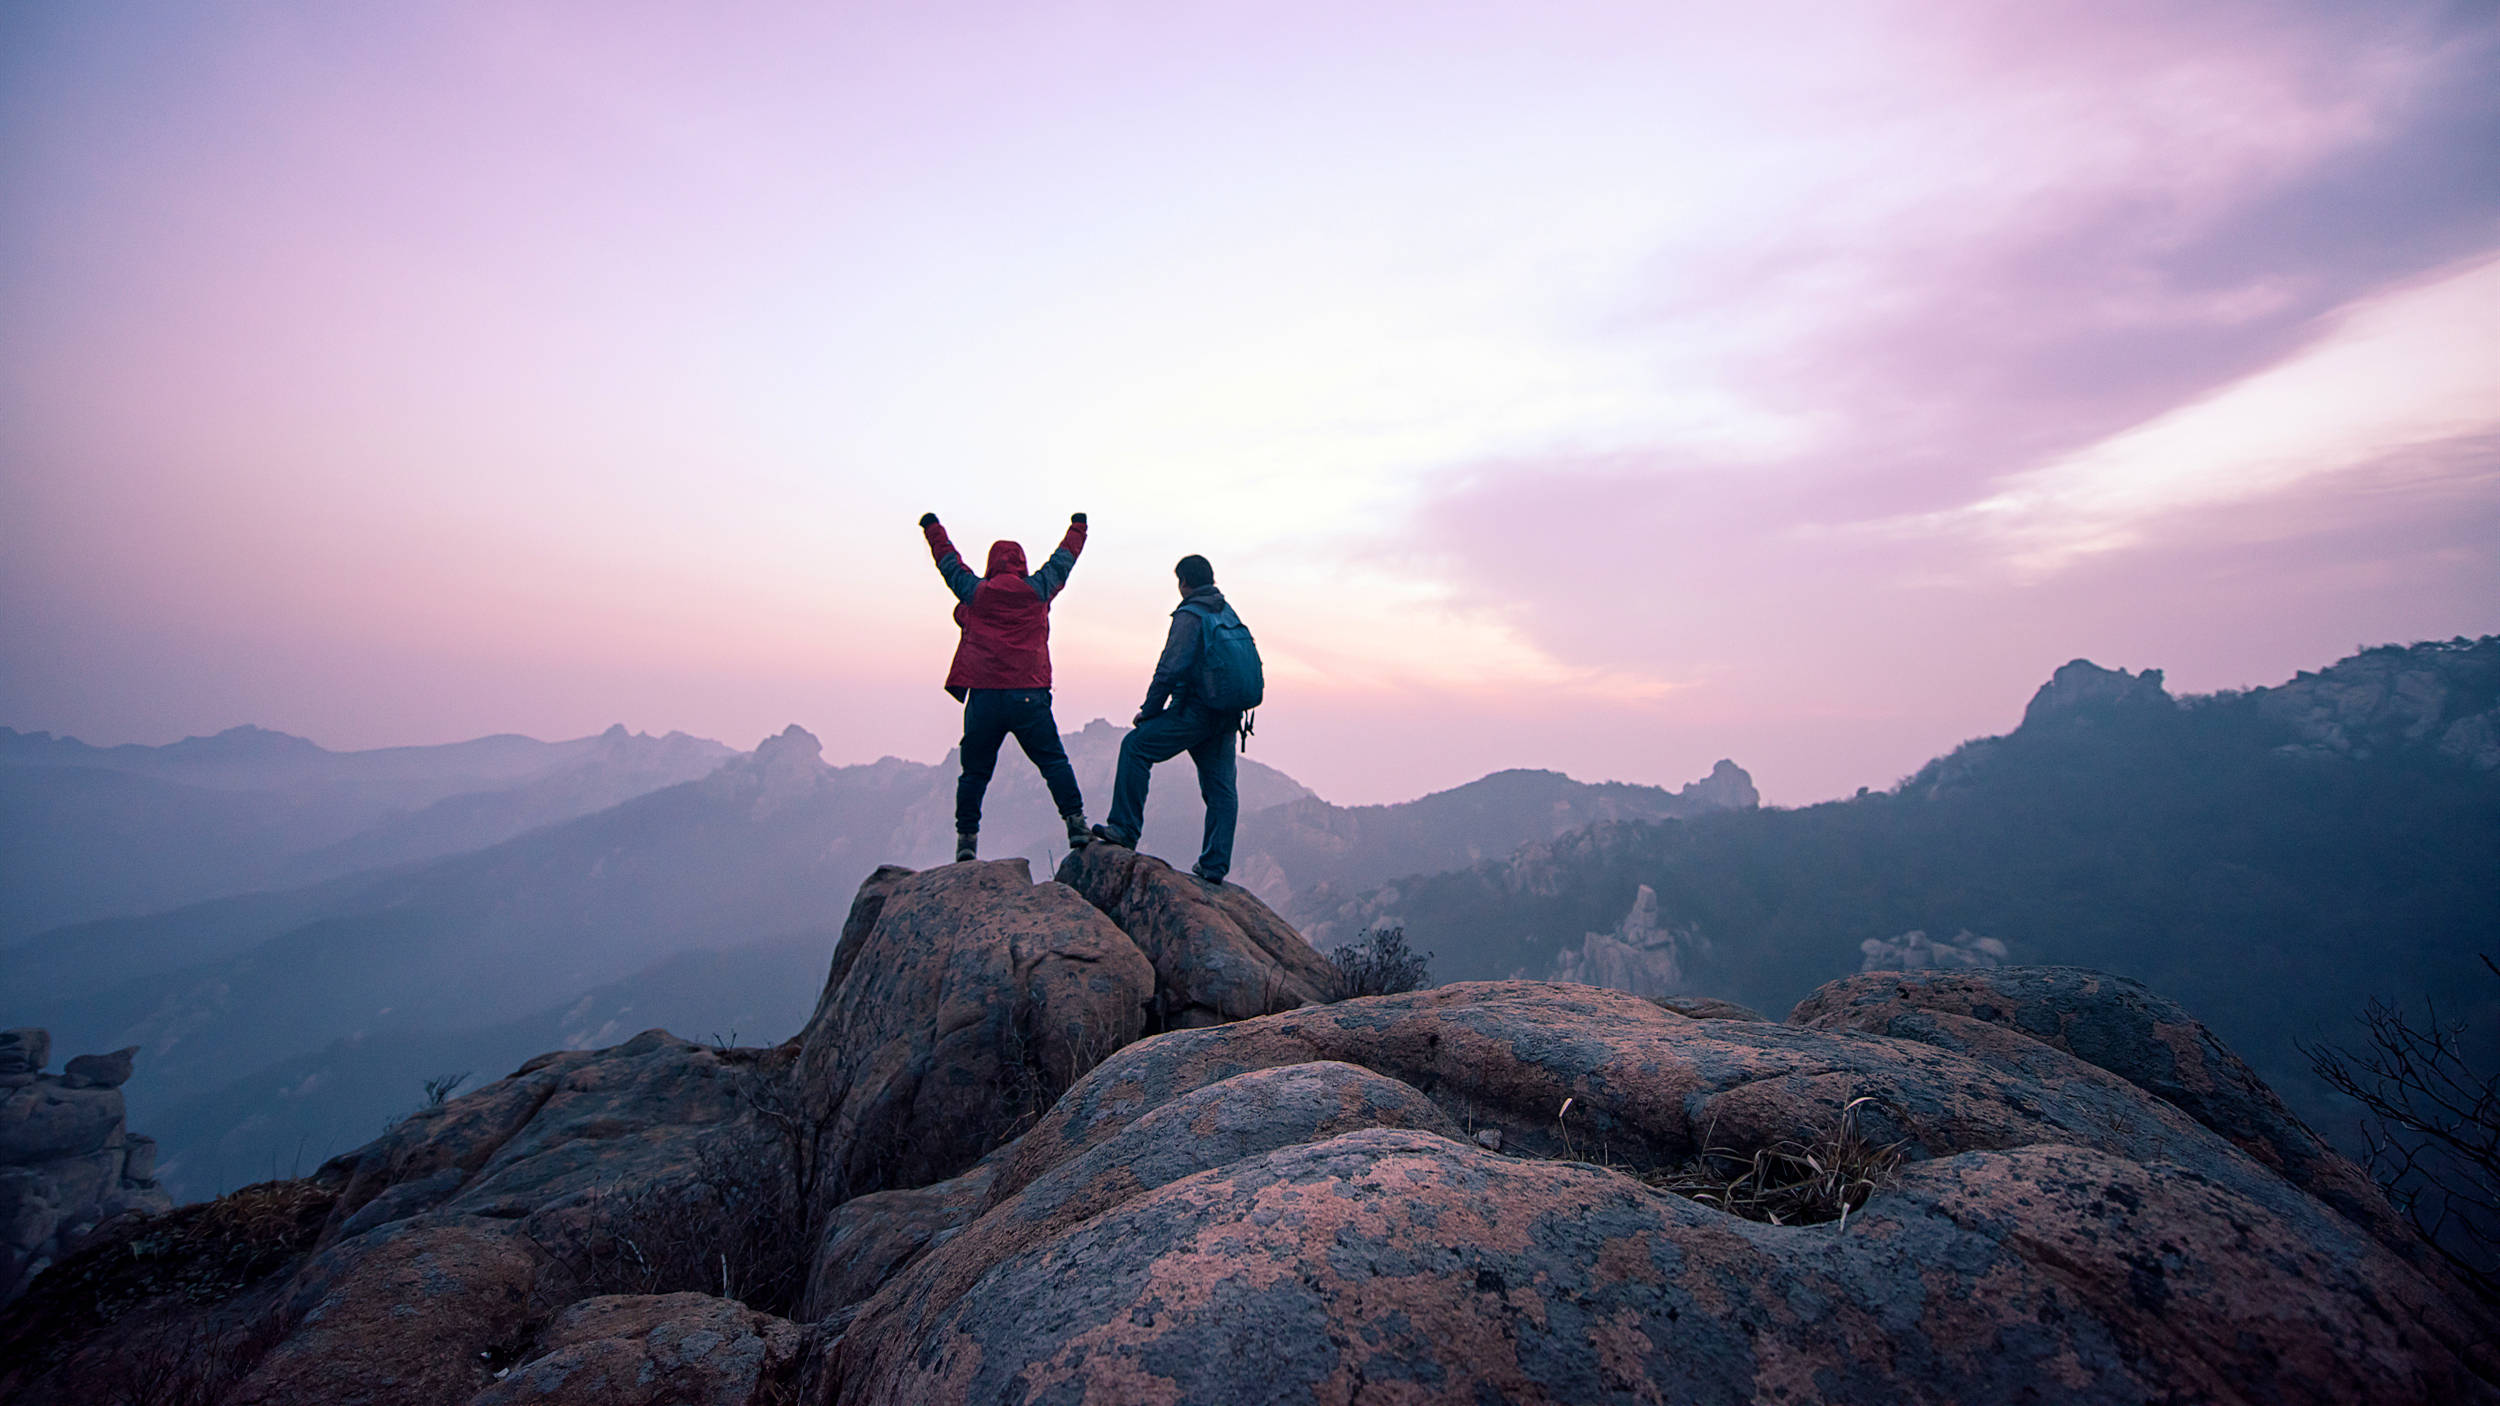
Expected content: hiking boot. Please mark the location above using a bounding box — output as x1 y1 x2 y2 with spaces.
1088 824 1135 849
1064 813 1092 850
954 831 977 862
1192 867 1226 887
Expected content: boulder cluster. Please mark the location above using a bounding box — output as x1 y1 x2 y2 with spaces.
3 852 2493 1404
0 1028 168 1305
1854 927 2008 973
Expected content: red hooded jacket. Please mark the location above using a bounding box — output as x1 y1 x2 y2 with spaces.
924 520 1086 697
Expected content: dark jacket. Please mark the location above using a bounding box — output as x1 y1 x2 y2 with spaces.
925 521 1085 697
1142 585 1229 716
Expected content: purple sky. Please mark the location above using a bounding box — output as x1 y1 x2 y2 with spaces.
3 1 2495 804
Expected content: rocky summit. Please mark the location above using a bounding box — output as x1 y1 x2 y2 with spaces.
0 1028 168 1306
2 856 2493 1405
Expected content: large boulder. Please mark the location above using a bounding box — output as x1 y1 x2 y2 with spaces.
1 1032 807 1406
470 1292 804 1406
793 860 1156 1204
829 1060 1464 1393
1055 843 1341 1027
224 1222 541 1406
800 1161 998 1321
1789 966 2430 1274
0 1035 168 1306
59 1048 136 1091
837 1126 2489 1406
0 1083 124 1166
827 978 2498 1404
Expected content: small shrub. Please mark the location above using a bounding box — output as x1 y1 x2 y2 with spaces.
2306 955 2500 1304
1645 1096 1904 1229
422 1072 471 1107
526 1128 808 1317
1330 925 1433 998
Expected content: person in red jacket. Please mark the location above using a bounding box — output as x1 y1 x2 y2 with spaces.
920 510 1092 862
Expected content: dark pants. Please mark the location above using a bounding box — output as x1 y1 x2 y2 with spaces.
957 688 1084 833
1105 704 1239 882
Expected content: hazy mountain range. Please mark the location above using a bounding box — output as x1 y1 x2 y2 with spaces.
9 636 2489 1203
0 723 735 939
1 716 1753 1198
1306 636 2500 1139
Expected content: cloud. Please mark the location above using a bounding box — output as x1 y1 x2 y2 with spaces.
1599 0 2500 522
1389 0 2499 673
1851 254 2500 573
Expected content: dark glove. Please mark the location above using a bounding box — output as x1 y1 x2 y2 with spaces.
1071 512 1087 525
919 512 939 528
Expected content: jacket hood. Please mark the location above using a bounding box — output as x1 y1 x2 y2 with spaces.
985 540 1027 577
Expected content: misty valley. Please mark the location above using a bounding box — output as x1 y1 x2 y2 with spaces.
3 638 2490 1211
3 636 2497 1404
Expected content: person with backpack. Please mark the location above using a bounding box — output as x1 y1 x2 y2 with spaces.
920 510 1093 863
1090 553 1264 885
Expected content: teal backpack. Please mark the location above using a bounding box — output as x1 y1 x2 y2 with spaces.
1182 600 1265 714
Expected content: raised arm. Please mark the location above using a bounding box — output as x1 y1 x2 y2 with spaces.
1029 513 1087 602
1140 607 1203 718
920 513 978 602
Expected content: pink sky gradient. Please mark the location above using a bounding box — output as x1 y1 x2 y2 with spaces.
3 1 2494 804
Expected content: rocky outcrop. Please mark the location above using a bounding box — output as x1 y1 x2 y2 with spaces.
2021 658 2176 727
2018 640 2500 769
1790 965 2433 1275
800 1162 998 1322
1648 994 1766 1021
1549 883 1699 996
0 1028 168 1306
5 870 2494 1405
2256 635 2500 768
1055 844 1340 1027
795 859 1156 1203
0 1028 809 1406
471 1293 806 1406
1856 927 2007 972
824 977 2495 1403
1682 756 1760 809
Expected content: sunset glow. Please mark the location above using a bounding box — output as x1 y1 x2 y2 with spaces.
4 1 2494 802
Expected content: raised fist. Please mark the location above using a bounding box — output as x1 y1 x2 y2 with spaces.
919 512 939 528
1071 512 1087 525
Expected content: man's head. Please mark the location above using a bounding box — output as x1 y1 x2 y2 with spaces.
1175 554 1214 592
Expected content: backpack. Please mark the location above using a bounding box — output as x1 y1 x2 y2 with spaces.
1183 601 1265 712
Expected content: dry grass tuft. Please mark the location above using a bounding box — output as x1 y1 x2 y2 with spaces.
1644 1096 1904 1229
31 1177 335 1319
0 1176 337 1394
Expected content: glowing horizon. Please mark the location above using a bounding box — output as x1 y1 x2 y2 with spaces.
4 1 2494 805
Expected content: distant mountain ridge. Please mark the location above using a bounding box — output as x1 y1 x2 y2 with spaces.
1308 636 2500 1145
1264 759 1755 918
4 718 1748 1200
0 723 735 939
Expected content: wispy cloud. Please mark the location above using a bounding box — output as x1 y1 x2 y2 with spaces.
2 0 2493 803
1845 254 2500 573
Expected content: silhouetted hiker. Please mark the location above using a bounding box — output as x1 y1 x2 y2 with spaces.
1090 554 1264 884
920 511 1093 862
